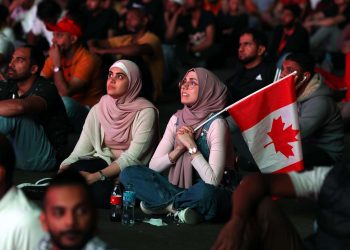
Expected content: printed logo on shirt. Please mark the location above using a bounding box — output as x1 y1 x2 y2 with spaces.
256 74 262 81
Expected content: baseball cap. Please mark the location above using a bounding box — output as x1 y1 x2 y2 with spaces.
46 16 82 37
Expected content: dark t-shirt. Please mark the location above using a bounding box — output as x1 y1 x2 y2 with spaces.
269 23 309 60
81 7 119 42
0 77 69 157
216 12 249 55
226 59 276 103
178 10 216 46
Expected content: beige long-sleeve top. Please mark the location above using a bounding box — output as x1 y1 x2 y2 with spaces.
149 115 235 186
60 105 158 171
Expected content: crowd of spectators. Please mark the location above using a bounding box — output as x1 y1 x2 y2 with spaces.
0 0 350 249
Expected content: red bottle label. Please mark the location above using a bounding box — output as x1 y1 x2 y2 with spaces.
110 195 122 205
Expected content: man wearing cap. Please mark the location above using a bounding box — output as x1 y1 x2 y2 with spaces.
41 16 104 132
88 7 164 102
0 45 69 171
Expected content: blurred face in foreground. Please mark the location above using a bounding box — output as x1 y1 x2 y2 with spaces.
40 185 96 250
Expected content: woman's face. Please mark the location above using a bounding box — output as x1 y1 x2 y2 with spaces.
179 70 199 106
106 67 129 99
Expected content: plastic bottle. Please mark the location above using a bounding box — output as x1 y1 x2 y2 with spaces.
122 183 136 226
110 183 122 222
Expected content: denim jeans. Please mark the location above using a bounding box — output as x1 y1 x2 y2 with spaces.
0 116 56 171
120 165 232 221
62 96 89 133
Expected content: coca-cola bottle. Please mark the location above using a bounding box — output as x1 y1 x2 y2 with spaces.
110 183 122 222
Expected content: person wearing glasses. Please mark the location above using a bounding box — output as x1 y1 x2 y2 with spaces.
120 67 236 224
58 59 159 208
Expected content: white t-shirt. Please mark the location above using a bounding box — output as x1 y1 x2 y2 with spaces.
288 167 332 200
0 187 45 250
31 17 53 45
10 0 41 34
0 32 14 67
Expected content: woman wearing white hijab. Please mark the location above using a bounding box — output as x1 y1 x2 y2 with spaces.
59 59 159 208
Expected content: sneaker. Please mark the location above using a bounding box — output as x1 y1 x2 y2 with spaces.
140 201 173 215
174 208 203 225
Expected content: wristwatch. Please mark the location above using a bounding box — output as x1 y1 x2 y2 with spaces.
98 170 107 181
53 66 61 73
188 147 198 155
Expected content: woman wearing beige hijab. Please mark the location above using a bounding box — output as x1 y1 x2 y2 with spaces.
59 59 159 208
121 67 236 224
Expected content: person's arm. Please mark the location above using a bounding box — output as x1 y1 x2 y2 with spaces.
315 14 347 27
164 8 185 41
190 24 215 53
81 108 159 184
59 107 98 169
47 44 88 96
149 115 187 172
0 96 47 116
212 173 296 250
87 39 111 52
94 43 154 57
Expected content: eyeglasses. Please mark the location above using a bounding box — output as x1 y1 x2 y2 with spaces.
178 79 198 90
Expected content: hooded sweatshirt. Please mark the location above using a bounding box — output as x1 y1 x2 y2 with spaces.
297 73 344 162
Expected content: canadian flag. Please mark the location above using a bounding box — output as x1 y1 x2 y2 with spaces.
227 73 304 173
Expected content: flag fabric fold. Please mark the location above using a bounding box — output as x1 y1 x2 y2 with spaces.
227 73 304 173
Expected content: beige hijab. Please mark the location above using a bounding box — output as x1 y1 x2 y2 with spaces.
97 60 156 150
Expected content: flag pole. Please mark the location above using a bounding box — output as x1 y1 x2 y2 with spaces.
194 108 228 131
194 71 298 132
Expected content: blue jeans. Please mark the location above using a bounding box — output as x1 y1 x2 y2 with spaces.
0 116 56 171
120 165 232 221
62 96 89 133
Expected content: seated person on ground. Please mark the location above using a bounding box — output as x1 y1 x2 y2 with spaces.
41 16 104 133
213 162 350 250
0 45 69 171
268 4 309 66
59 60 159 208
0 133 45 249
121 67 236 224
88 6 164 102
173 0 218 68
226 28 276 103
280 53 344 168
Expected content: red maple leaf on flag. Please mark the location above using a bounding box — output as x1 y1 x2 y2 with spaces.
264 116 300 158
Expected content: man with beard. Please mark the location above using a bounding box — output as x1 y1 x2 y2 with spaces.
225 29 275 171
0 133 45 249
268 4 309 66
0 45 69 171
38 170 113 250
226 28 276 103
88 6 164 102
41 16 104 133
